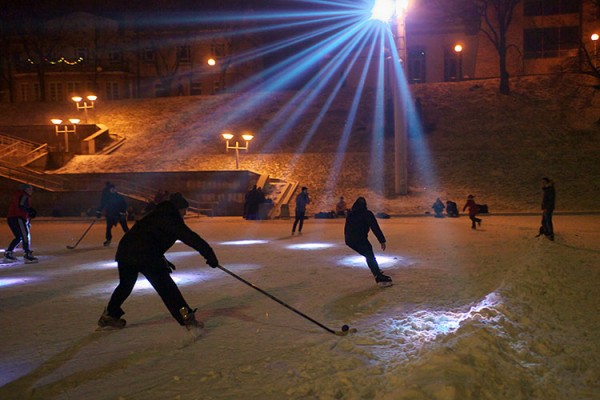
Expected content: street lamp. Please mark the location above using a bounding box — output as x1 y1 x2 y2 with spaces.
207 58 216 66
454 44 463 81
51 118 80 152
591 34 599 68
72 95 97 123
222 132 254 170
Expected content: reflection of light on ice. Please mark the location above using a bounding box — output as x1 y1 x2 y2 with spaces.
369 292 503 361
337 254 405 269
220 240 269 246
0 277 39 287
286 243 335 250
75 264 262 297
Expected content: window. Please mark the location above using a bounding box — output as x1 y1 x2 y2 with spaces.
66 82 81 96
408 48 426 84
20 83 29 102
211 43 226 58
33 83 41 101
177 46 191 63
524 0 581 17
443 48 459 82
108 48 122 64
524 26 579 58
143 48 155 64
49 82 64 101
213 79 225 94
105 82 120 100
190 81 202 95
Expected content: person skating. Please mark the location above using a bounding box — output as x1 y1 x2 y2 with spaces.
96 183 129 246
536 177 556 241
98 192 220 330
291 186 310 235
462 194 482 230
344 197 392 287
4 184 38 264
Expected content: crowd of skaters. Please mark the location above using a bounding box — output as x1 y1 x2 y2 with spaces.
2 178 557 330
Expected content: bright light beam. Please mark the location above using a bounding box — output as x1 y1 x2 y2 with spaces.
370 0 396 22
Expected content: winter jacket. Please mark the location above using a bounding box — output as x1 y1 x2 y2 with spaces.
542 185 555 212
295 192 310 213
115 200 218 269
7 189 33 220
99 192 128 218
462 199 479 217
344 199 386 245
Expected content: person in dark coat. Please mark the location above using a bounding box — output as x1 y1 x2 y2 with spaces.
344 197 392 287
432 198 445 218
3 184 38 264
537 177 556 241
291 186 310 234
462 194 482 229
96 183 129 246
98 192 220 329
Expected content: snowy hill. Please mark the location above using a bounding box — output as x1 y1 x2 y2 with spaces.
1 73 598 214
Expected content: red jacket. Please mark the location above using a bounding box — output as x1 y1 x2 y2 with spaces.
7 189 32 220
462 199 478 217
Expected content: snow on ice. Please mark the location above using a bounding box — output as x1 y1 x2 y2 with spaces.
1 214 599 399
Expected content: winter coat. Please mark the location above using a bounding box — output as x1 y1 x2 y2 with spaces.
7 189 33 220
542 185 555 212
115 200 218 269
295 192 310 213
462 199 479 217
99 192 128 218
344 199 386 246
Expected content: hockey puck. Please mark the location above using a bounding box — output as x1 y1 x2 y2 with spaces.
341 324 349 332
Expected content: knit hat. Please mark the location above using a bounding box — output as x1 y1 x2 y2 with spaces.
20 183 32 191
169 192 189 209
467 194 474 199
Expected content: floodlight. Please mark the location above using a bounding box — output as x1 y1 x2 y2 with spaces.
370 0 396 22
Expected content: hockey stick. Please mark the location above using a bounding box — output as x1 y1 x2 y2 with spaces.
216 265 356 336
67 219 97 249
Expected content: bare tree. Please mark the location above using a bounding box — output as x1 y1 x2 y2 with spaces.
436 0 521 94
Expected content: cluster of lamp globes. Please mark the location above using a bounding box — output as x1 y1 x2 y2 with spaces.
50 95 97 128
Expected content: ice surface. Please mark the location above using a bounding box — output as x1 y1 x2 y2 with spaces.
0 215 599 399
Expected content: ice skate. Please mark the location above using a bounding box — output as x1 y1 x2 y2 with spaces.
97 308 126 329
180 307 204 331
3 251 17 263
103 239 111 247
375 274 393 288
23 251 38 264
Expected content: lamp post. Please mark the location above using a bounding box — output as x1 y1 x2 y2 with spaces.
222 132 254 170
393 0 410 195
454 44 463 81
51 118 80 152
591 34 599 68
72 95 97 123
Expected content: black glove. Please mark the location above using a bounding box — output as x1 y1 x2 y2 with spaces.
28 208 37 219
96 210 102 218
164 258 176 273
206 257 219 268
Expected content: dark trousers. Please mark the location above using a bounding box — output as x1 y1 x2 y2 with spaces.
105 215 129 241
469 215 481 228
346 240 382 277
292 211 306 233
107 262 190 325
7 217 31 252
541 210 554 237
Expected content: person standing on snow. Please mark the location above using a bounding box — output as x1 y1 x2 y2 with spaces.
344 197 392 287
291 186 310 235
98 192 220 330
96 183 129 246
462 194 482 230
3 184 38 264
537 177 555 241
